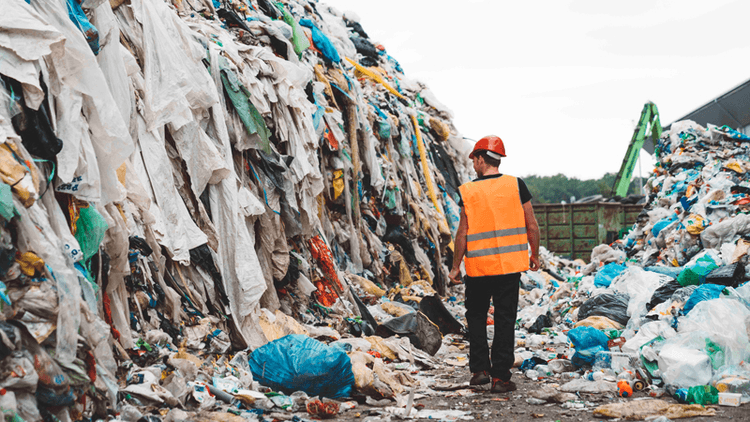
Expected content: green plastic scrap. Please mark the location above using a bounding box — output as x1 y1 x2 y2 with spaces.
705 339 725 370
219 61 272 154
0 182 16 221
276 2 310 56
136 338 152 352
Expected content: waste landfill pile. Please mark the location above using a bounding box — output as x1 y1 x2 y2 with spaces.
2 0 750 421
0 0 482 420
510 121 750 418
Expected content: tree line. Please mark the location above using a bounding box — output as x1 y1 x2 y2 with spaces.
522 172 643 204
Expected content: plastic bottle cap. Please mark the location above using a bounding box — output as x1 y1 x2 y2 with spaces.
0 388 5 395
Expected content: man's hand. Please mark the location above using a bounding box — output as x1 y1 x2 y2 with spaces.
448 267 462 285
529 254 540 271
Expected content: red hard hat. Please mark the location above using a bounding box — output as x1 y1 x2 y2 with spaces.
469 135 506 159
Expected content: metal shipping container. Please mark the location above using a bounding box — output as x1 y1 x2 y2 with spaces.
534 202 643 261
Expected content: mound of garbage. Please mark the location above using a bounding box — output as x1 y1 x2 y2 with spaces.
512 121 750 415
0 0 477 420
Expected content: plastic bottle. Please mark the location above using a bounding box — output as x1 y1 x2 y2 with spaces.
525 369 540 380
618 380 633 398
534 365 552 377
584 370 605 381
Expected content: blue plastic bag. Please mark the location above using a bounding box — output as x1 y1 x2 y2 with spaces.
567 326 610 367
683 284 726 314
248 334 355 398
594 263 627 288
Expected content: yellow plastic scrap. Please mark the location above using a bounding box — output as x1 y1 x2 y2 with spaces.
258 310 309 342
345 57 405 100
365 336 398 361
0 143 35 207
429 117 451 142
332 169 344 199
412 115 447 222
725 159 745 174
381 301 412 318
17 252 45 276
685 214 708 235
348 273 385 297
592 399 716 420
574 315 624 331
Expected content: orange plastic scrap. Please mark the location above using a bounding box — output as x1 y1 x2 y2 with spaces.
323 122 339 150
308 235 343 291
314 278 338 307
306 399 340 418
592 399 716 420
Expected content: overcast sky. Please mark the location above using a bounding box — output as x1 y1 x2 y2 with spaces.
319 0 750 181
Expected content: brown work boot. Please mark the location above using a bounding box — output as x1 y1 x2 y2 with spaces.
490 378 517 393
470 371 491 385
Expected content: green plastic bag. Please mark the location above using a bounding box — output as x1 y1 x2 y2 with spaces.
686 385 719 405
74 205 108 263
677 254 719 286
277 3 310 56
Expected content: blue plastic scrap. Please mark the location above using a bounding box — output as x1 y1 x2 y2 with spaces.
65 0 100 54
299 19 341 63
248 334 355 398
683 284 726 314
594 262 627 288
567 326 610 367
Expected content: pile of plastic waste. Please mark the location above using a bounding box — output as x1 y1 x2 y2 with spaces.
0 0 480 420
508 121 750 417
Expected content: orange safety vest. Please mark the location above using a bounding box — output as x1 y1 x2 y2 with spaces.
459 175 530 277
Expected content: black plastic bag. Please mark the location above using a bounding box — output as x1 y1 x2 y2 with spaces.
528 314 552 334
419 295 464 335
646 279 681 311
3 76 63 160
578 293 630 326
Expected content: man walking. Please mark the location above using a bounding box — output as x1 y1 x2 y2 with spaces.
448 135 540 393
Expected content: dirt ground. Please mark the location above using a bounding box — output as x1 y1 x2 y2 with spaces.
311 366 749 422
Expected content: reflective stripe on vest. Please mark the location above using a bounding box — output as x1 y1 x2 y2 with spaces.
459 175 530 276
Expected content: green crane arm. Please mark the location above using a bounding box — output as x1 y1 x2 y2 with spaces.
612 102 662 197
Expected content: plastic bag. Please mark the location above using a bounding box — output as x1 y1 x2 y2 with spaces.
248 334 355 398
646 278 681 311
679 298 750 367
578 293 630 326
686 385 719 405
567 326 610 367
683 284 726 314
74 204 108 263
594 262 627 288
610 267 665 317
677 252 720 286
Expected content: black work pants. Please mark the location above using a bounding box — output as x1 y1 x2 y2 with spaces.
465 273 520 381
